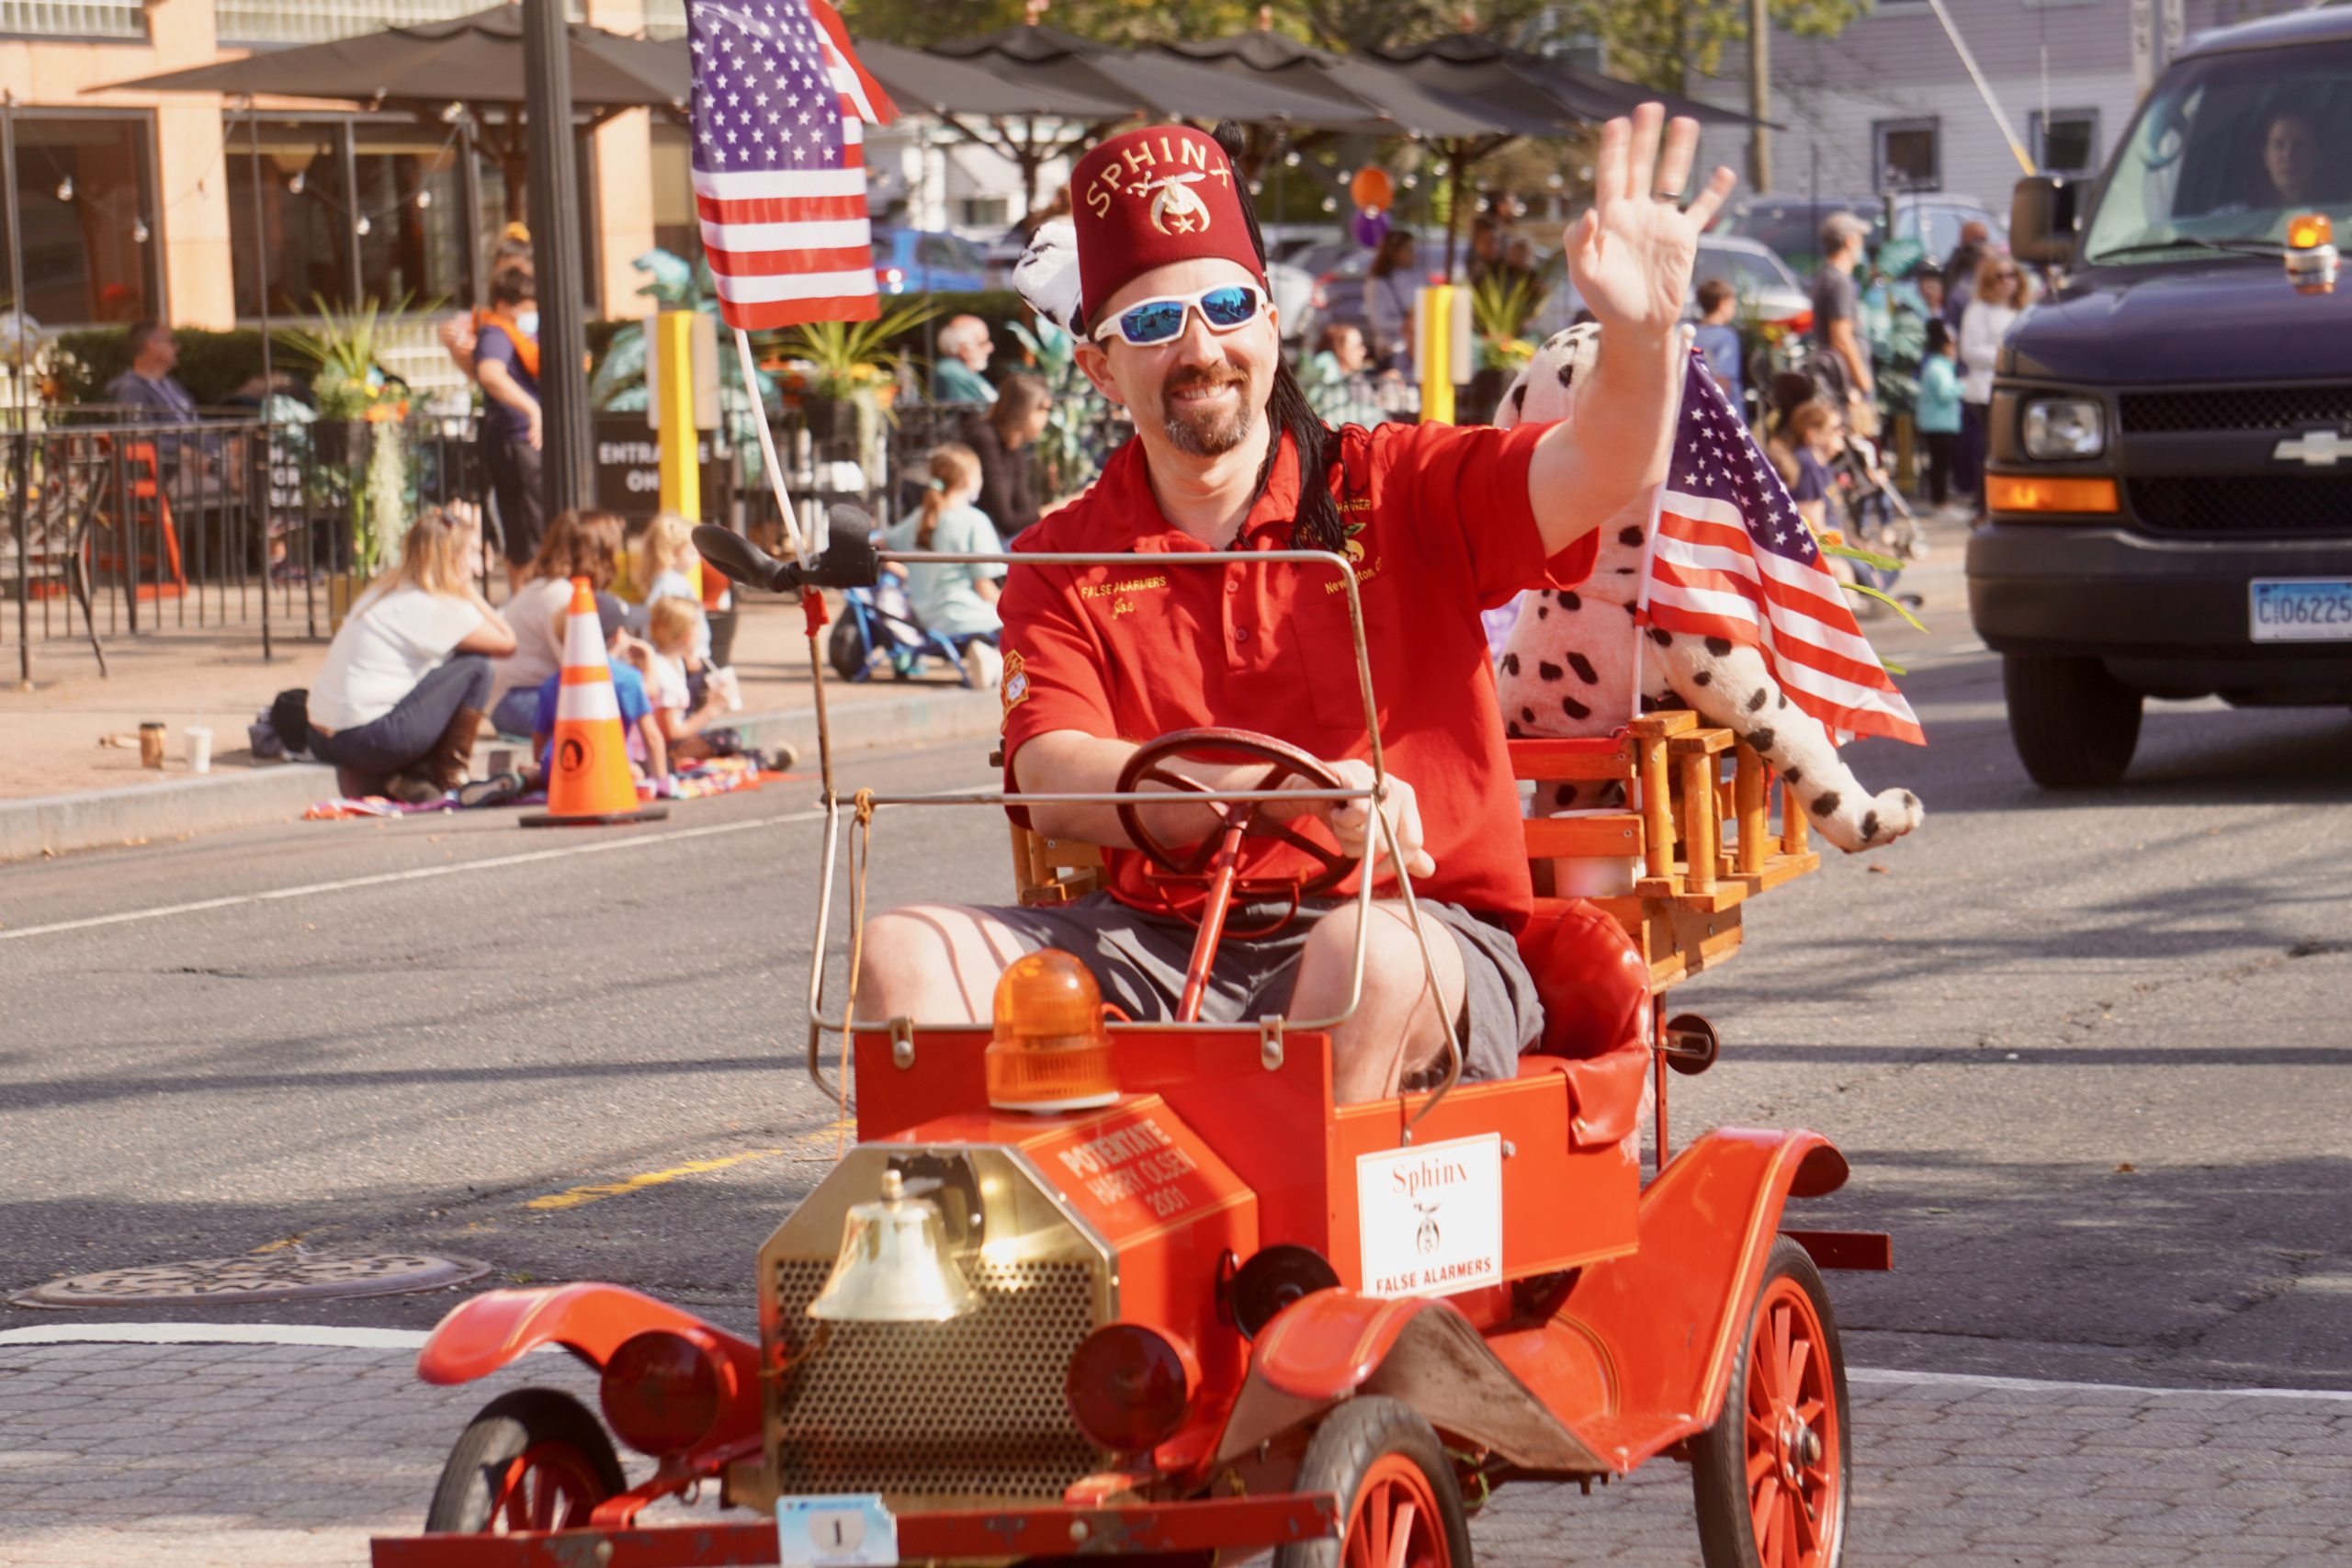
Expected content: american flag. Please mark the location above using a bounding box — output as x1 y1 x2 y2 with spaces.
688 0 895 332
1641 352 1926 746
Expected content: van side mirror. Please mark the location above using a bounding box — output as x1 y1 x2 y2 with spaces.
2011 176 2078 266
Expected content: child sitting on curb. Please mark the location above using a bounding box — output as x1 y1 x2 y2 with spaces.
531 592 669 794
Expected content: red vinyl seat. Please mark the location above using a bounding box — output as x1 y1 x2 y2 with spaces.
1516 897 1651 1148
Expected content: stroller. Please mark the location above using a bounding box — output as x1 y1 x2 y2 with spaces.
827 575 997 688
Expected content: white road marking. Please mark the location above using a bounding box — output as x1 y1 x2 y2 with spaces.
1846 1365 2352 1403
5 1321 2349 1405
0 808 827 942
0 1321 429 1349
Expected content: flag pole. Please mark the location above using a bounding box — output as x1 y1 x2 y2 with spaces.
734 325 809 563
1628 349 1692 724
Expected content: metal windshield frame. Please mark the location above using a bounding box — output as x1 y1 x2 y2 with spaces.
799 547 1462 1128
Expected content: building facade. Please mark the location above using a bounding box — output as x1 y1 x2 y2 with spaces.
1686 0 2304 220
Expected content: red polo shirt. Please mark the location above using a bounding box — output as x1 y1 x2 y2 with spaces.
999 419 1595 929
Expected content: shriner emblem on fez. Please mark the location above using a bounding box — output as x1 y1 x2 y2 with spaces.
1136 172 1214 236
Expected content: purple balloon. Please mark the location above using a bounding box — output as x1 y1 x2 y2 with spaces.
1352 209 1390 249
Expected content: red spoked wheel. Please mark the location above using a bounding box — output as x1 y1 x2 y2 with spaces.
1276 1397 1473 1568
1691 1238 1850 1568
424 1388 628 1534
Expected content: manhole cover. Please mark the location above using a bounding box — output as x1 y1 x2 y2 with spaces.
9 1252 492 1310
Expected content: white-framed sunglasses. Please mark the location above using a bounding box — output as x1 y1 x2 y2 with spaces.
1090 283 1272 347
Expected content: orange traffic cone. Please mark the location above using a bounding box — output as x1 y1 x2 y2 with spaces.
520 578 669 828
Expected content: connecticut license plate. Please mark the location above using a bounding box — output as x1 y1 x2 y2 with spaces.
2249 579 2352 642
776 1495 898 1568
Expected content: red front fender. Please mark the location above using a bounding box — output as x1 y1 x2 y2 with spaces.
416 1282 758 1389
1566 1127 1856 1470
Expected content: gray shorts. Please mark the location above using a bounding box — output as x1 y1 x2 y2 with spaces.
983 893 1542 1084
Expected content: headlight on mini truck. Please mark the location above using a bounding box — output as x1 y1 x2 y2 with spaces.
2021 398 2106 459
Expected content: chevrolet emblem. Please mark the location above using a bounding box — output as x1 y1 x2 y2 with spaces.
2273 430 2347 467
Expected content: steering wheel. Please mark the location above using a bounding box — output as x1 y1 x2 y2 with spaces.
1114 728 1358 906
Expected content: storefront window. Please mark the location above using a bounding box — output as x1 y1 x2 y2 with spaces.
226 122 353 316
649 121 701 265
228 114 602 316
0 112 161 327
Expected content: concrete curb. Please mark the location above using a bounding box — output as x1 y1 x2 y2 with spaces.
0 685 1001 863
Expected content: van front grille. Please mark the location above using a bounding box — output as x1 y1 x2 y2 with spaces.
2126 474 2352 536
2119 385 2352 434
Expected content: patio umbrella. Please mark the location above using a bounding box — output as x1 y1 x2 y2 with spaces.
932 24 1366 130
853 39 1137 220
96 6 685 112
1360 34 1756 275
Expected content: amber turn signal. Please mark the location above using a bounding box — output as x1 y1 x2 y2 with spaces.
1986 474 2120 515
985 949 1120 1112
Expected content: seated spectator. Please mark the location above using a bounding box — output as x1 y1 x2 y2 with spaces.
487 508 625 738
642 596 734 763
959 373 1049 544
931 315 998 403
1302 323 1392 428
881 444 1004 645
532 593 667 790
106 319 230 488
307 507 516 802
635 512 714 662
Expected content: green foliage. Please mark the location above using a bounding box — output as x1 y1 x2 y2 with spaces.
276 295 430 419
765 296 945 400
1553 0 1867 95
50 327 272 407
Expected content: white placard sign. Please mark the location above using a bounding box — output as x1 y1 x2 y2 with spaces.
776 1495 899 1568
1356 1134 1504 1299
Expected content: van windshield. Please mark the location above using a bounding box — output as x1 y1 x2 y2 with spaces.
2081 37 2352 264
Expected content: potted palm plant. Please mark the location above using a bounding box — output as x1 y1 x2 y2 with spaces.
277 295 419 623
761 298 940 447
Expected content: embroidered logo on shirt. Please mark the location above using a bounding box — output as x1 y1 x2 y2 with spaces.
1000 650 1030 729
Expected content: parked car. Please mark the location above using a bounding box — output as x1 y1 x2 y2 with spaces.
1524 233 1811 342
873 229 989 294
1967 6 2352 787
1723 195 2007 277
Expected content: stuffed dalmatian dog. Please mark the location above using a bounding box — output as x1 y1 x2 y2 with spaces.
1492 323 1922 853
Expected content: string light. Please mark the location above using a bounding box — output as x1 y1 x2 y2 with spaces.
55 175 73 202
413 189 432 209
1283 150 1301 167
132 219 150 243
354 215 372 236
1320 196 1337 212
288 171 305 195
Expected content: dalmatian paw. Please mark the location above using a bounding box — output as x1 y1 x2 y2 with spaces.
1804 784 1924 852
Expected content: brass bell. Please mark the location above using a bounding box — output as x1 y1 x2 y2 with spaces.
807 1168 980 1323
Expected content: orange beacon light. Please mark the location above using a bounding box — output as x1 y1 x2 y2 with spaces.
984 950 1120 1112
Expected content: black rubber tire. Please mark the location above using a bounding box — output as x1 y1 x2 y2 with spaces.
828 615 866 682
423 1387 627 1534
1690 1238 1851 1568
1274 1396 1474 1568
2002 653 2143 788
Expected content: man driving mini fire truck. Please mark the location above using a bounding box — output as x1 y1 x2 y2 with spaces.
856 111 1735 1103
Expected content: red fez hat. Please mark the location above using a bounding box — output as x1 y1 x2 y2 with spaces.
1071 125 1262 327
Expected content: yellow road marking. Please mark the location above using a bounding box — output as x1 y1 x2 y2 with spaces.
524 1122 855 1212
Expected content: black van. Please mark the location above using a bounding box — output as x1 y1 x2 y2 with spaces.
1965 8 2352 786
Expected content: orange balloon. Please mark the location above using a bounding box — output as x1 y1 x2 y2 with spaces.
1349 166 1394 213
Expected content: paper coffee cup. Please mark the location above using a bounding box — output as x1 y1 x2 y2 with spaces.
185 726 213 775
139 722 167 770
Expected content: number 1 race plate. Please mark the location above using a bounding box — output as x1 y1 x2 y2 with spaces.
2249 579 2352 642
777 1495 899 1568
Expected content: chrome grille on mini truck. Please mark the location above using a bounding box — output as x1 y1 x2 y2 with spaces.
752 1145 1116 1509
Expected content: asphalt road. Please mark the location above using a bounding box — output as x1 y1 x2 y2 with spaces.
4 548 2349 1393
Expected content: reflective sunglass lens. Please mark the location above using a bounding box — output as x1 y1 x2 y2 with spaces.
1120 301 1187 344
1200 287 1259 326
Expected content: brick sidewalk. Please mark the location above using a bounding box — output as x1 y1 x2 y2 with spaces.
1 1338 2345 1567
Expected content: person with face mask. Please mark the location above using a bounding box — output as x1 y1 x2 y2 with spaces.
473 264 545 590
854 112 1736 1105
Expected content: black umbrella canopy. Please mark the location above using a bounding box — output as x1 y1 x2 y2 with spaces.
931 25 1360 127
95 6 686 109
1155 30 1445 137
855 39 1132 119
1369 34 1751 130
